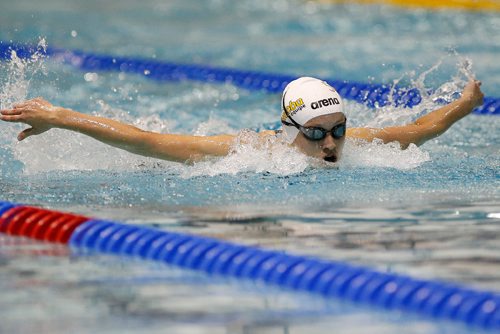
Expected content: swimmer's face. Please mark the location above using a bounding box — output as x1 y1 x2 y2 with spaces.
292 113 347 163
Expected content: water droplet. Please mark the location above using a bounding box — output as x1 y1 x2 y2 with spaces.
84 72 98 82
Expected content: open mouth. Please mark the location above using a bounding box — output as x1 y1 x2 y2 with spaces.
323 155 337 163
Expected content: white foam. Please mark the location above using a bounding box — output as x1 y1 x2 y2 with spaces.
181 130 312 178
340 139 431 170
179 132 431 178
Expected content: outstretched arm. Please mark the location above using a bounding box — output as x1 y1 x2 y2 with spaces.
346 80 484 149
0 98 235 163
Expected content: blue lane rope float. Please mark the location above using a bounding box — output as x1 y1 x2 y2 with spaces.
0 41 499 115
0 201 498 330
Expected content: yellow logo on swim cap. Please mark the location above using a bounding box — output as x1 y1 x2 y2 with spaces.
285 98 305 115
281 110 289 122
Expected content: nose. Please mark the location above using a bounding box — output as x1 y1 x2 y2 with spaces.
321 133 337 152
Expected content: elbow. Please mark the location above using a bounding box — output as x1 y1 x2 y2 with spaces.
127 131 163 157
138 132 197 163
414 120 448 135
406 123 447 148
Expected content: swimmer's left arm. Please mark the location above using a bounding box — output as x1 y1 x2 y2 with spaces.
0 98 236 163
347 79 484 149
138 132 235 163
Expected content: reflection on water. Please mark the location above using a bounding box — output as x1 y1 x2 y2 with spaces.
0 235 477 334
1 200 498 334
71 202 500 292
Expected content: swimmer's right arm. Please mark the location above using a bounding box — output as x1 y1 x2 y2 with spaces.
347 79 484 149
0 98 235 163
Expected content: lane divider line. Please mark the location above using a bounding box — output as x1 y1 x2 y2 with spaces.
0 200 498 330
324 0 500 11
0 41 498 115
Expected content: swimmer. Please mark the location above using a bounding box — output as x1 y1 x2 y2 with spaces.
0 77 484 164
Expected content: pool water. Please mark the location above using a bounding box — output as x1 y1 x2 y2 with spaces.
0 0 499 333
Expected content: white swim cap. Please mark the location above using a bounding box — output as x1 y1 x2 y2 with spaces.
281 77 344 143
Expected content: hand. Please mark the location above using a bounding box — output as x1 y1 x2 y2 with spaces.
461 79 484 109
0 97 60 141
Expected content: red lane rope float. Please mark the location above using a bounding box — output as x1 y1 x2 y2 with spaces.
0 206 89 244
24 211 59 239
51 216 88 243
12 209 52 235
4 207 40 234
0 206 30 233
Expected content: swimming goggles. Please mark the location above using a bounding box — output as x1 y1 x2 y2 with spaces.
282 115 347 141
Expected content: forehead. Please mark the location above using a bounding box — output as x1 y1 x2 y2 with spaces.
303 112 346 127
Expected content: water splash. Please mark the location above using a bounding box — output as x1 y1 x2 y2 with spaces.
363 55 475 129
193 116 236 136
97 99 172 133
12 118 176 175
181 130 312 178
340 139 431 170
413 53 473 106
181 130 431 178
0 39 49 176
0 39 48 110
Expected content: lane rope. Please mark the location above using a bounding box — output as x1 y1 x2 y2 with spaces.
0 200 499 330
0 41 498 116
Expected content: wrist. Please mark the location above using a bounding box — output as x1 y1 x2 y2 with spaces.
459 94 477 109
51 107 72 128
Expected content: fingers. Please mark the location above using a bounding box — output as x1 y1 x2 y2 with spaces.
10 97 50 109
13 98 43 109
17 127 47 141
17 128 33 141
465 79 482 92
13 100 34 109
1 108 23 122
33 97 48 104
13 101 31 109
0 114 23 122
0 109 22 116
13 98 53 113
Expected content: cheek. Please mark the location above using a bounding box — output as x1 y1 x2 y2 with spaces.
294 137 320 154
336 138 346 151
304 141 323 155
